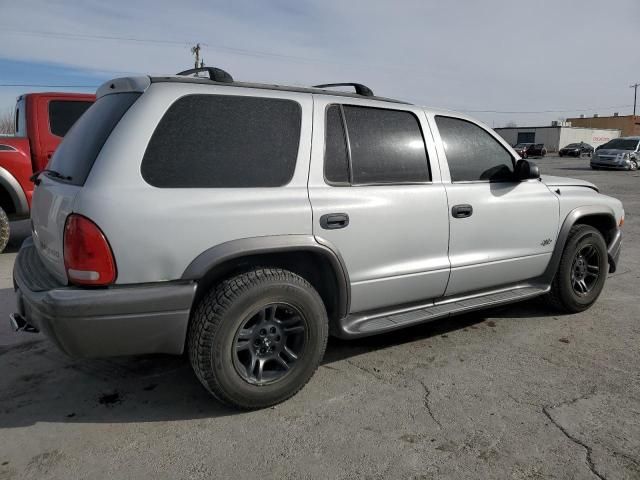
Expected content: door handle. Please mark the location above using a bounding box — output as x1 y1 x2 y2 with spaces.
320 213 349 230
451 204 473 218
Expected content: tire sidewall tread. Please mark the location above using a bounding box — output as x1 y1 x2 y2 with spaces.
188 268 328 409
548 224 608 313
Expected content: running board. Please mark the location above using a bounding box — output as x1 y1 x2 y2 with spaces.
337 285 549 338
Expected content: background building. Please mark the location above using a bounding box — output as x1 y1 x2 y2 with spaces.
566 114 640 137
494 123 621 152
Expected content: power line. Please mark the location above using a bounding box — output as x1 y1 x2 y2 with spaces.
461 104 633 114
0 84 99 88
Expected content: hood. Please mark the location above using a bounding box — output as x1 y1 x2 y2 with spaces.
540 175 598 192
596 148 634 156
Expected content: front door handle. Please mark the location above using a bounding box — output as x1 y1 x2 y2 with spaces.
451 204 473 218
320 213 349 230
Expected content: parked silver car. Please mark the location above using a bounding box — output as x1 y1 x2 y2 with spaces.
11 68 624 409
591 137 640 170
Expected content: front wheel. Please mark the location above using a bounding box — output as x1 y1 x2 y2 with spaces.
547 225 608 313
629 159 638 171
0 207 9 253
188 268 328 409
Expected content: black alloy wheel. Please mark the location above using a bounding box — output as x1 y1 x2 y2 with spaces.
232 303 307 385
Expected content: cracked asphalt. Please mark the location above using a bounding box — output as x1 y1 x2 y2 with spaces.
1 156 639 479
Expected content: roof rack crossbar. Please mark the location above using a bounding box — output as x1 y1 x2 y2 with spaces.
176 67 234 83
313 83 374 97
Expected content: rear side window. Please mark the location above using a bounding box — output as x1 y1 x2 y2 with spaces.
324 105 430 185
345 106 429 184
48 93 140 186
435 116 514 182
324 105 350 184
48 100 93 137
141 95 302 188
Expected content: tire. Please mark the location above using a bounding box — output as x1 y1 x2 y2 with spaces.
0 207 9 253
188 268 328 409
629 160 638 171
547 225 608 313
523 152 528 159
559 152 563 157
591 165 599 170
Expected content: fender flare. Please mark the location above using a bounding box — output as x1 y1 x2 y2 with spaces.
540 205 618 284
181 235 351 319
0 166 29 216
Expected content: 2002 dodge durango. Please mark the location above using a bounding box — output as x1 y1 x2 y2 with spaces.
11 68 624 409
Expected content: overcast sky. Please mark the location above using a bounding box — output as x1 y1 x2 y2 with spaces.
1 0 639 127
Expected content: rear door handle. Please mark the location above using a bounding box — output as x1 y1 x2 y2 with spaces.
320 213 349 230
451 204 473 218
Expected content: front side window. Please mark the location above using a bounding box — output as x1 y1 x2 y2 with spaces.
323 104 430 185
48 100 93 137
436 116 514 182
142 94 302 188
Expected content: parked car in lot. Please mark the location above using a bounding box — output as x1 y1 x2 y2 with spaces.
11 68 624 409
590 137 640 170
513 143 546 158
0 92 95 252
559 142 594 157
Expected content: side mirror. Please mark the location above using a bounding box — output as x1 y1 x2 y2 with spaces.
515 159 540 180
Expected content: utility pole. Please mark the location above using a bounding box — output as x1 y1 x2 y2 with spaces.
631 82 640 116
191 43 202 69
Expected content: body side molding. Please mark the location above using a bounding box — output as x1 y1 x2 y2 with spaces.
181 235 351 318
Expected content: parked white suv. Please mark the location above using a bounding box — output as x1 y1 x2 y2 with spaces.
11 68 624 409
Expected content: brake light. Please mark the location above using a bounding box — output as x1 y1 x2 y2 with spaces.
63 214 117 286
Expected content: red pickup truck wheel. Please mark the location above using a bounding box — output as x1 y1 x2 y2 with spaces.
0 207 9 253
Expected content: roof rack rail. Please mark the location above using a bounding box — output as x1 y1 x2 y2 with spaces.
176 67 234 83
313 83 374 97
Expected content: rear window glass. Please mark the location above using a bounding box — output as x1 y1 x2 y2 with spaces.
48 100 93 137
48 93 140 186
141 94 302 188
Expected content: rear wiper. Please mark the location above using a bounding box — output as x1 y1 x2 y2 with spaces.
30 169 72 185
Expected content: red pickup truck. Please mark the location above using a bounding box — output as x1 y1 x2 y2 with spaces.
0 92 95 252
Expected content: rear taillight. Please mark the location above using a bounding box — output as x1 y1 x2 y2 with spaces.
63 214 116 286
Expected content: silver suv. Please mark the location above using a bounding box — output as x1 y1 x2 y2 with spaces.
11 68 624 409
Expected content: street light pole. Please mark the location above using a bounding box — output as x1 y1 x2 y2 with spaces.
632 83 640 116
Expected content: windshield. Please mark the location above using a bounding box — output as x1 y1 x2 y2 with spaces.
599 139 639 151
564 143 580 148
514 143 531 148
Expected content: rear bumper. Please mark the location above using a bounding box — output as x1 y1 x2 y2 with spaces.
607 228 622 274
12 238 196 358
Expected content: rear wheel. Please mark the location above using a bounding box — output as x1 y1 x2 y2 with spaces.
188 268 328 409
547 225 608 313
0 207 9 253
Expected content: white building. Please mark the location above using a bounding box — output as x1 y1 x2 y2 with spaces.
494 122 621 152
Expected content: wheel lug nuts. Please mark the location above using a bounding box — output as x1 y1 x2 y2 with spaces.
270 327 276 334
260 329 266 336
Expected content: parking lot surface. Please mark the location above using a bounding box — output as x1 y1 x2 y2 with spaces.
0 156 638 480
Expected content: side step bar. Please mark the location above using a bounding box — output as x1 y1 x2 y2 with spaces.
337 285 549 338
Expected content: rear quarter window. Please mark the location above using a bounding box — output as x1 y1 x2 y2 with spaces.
141 94 302 188
48 93 140 186
48 100 93 137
